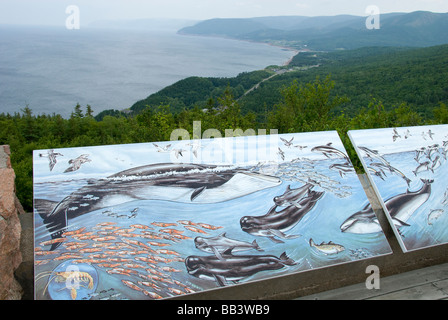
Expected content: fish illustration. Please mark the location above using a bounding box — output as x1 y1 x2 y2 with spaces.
414 147 426 162
413 161 432 176
309 239 345 255
430 155 442 171
194 233 263 260
34 163 281 250
185 252 297 287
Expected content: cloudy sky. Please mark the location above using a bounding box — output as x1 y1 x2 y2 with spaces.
1 0 447 26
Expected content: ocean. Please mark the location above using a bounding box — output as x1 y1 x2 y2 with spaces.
0 25 295 118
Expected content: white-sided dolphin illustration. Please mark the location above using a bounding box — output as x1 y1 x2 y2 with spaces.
311 143 350 162
194 232 263 260
34 163 282 250
341 179 433 234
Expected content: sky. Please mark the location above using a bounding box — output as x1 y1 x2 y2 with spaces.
0 0 447 26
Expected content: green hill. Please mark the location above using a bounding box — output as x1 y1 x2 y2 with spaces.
240 44 448 118
128 70 272 114
116 44 448 121
179 11 448 51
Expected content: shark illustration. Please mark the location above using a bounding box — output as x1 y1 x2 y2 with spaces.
341 179 433 234
240 188 324 243
185 252 297 287
34 163 282 250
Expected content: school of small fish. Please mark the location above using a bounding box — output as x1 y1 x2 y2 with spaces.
35 217 222 300
252 159 353 199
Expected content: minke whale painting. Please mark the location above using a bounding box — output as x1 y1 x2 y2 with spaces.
33 131 391 300
349 124 448 252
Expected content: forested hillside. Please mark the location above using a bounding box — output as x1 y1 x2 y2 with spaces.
179 11 448 50
241 44 448 118
2 74 447 212
103 44 448 121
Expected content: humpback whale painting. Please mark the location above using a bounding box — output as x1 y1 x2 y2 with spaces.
349 124 448 252
33 131 391 300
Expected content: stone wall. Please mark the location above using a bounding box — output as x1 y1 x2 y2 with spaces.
0 145 23 300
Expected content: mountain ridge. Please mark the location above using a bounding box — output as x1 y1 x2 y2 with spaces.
178 11 448 50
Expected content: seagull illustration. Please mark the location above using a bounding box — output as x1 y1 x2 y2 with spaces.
277 147 285 161
404 129 412 139
172 148 186 159
280 137 294 148
392 128 401 142
186 142 203 158
64 154 91 173
153 143 172 153
39 149 63 171
294 145 308 151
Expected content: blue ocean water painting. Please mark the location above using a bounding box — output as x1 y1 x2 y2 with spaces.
33 131 392 299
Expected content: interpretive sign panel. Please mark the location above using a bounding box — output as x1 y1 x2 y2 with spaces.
34 131 391 300
349 124 448 252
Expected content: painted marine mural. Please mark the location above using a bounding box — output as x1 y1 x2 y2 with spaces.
33 131 391 300
349 124 448 252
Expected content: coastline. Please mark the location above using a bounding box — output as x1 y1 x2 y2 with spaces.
177 30 300 68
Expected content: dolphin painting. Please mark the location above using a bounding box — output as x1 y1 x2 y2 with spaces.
273 183 314 208
311 143 350 162
185 252 297 287
340 179 433 234
240 188 324 243
34 163 282 250
194 233 263 260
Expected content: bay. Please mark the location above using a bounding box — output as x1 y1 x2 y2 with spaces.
0 25 295 118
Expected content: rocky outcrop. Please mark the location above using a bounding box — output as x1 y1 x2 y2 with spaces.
0 145 23 300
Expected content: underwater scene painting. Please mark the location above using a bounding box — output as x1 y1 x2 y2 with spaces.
349 124 448 252
33 131 391 300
